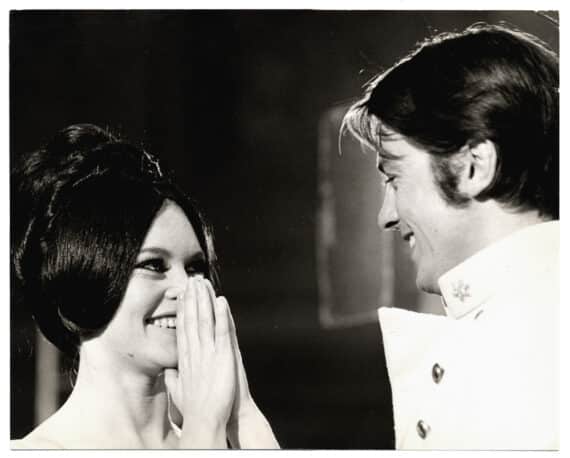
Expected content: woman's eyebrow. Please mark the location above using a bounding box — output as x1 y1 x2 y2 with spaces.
139 247 170 257
139 247 206 262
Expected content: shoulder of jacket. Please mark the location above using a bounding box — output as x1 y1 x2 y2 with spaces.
11 434 63 449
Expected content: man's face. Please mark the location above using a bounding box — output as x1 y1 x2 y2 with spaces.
377 133 470 294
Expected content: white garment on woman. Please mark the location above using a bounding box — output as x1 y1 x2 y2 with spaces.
378 220 559 450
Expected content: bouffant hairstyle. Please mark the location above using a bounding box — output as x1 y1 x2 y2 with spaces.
343 23 559 219
12 124 220 355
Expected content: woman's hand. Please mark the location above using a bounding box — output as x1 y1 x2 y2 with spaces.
212 286 279 449
164 276 235 449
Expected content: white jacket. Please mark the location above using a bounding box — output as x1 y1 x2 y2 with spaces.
378 221 559 450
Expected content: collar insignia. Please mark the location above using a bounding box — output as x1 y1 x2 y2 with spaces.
452 280 471 302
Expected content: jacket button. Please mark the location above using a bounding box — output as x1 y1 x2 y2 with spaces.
417 420 430 439
432 363 444 384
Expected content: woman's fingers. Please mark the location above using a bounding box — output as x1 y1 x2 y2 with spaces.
175 288 186 363
179 277 226 361
174 278 236 445
214 295 231 345
178 279 199 372
203 277 218 310
196 276 215 348
227 305 240 351
202 278 233 348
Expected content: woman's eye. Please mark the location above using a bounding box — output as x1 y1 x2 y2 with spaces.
185 259 208 277
135 258 167 273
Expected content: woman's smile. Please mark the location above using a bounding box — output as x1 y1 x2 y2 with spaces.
146 315 177 329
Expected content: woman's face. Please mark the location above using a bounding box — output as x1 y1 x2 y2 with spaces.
91 199 207 374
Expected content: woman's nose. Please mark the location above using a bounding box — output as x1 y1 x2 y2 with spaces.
377 188 399 231
164 287 185 301
164 267 191 300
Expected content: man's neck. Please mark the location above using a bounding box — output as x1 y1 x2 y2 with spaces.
457 202 549 266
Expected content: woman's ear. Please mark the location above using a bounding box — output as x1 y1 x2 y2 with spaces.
456 140 498 197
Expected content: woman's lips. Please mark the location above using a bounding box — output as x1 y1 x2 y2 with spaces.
146 316 177 329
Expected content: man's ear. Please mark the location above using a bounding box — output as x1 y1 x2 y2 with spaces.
456 140 498 197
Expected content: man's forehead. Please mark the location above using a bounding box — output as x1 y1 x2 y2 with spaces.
376 133 407 171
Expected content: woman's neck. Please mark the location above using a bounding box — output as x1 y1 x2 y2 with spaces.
39 346 175 448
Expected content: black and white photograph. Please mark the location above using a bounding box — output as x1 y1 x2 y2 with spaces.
8 6 560 450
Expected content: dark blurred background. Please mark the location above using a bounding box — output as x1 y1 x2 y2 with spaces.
10 10 558 448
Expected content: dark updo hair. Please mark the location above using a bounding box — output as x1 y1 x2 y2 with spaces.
11 124 220 355
343 23 559 219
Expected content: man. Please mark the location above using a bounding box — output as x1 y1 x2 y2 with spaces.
343 24 558 449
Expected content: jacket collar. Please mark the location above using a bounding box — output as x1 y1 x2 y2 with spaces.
437 220 559 319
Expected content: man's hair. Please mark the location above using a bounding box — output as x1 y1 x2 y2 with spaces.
11 124 220 355
343 23 559 219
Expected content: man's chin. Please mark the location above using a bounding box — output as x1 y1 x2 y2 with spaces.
415 271 441 295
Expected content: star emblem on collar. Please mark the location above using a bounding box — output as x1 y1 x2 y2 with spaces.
452 280 471 302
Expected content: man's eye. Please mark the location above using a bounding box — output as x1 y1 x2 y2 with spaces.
383 175 399 192
135 259 167 273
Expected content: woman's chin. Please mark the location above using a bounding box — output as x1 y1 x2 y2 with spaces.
146 349 178 372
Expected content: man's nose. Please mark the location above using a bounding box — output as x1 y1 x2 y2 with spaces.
377 189 399 231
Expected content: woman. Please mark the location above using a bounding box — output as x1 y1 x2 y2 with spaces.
11 124 279 449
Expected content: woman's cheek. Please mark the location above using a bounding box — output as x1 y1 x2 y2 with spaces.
122 276 165 307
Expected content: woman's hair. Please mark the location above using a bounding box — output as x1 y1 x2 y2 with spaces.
12 124 220 355
342 23 559 219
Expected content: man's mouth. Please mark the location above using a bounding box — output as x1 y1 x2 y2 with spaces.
403 232 416 249
146 315 177 329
